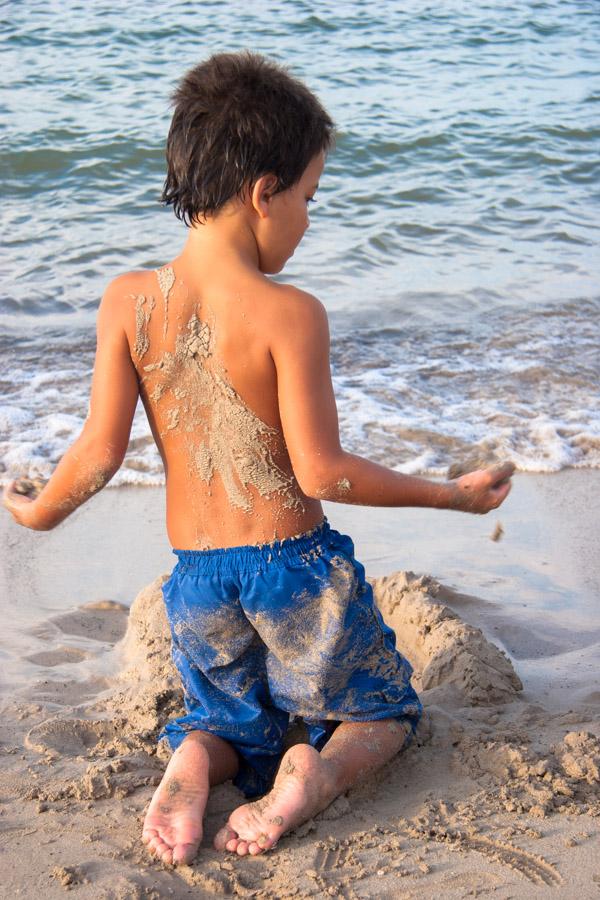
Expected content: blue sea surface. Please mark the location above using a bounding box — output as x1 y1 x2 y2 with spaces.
1 0 599 480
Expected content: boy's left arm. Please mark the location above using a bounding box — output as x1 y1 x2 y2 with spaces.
3 280 139 530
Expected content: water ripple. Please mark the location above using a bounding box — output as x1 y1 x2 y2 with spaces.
1 0 599 475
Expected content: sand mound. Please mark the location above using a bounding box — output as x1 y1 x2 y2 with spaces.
100 575 185 753
109 571 523 746
22 570 523 768
102 569 523 754
372 571 523 705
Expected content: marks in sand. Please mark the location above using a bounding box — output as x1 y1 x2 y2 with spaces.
411 823 562 887
306 838 367 899
299 819 562 896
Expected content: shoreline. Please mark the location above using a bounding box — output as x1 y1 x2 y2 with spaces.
1 470 598 696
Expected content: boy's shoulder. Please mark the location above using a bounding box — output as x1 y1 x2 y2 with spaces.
260 281 329 354
102 269 156 301
96 269 329 347
97 269 159 320
262 280 328 328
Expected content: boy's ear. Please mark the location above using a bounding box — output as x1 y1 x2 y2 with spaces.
251 174 279 218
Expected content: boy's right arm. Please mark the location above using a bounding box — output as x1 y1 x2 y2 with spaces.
3 276 139 530
271 289 513 514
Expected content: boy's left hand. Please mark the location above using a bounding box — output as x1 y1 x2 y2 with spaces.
450 462 515 514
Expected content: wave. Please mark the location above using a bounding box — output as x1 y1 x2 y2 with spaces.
2 298 599 485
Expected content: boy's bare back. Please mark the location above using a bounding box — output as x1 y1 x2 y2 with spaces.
115 259 324 550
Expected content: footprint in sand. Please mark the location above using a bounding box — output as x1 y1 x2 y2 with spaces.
25 717 119 757
29 600 129 644
23 600 129 712
25 646 92 667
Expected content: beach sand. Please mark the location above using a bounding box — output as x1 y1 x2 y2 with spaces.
1 472 599 898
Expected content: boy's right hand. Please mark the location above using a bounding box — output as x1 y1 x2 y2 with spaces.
449 462 515 514
2 480 41 529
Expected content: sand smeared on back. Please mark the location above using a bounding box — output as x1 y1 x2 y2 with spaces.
132 267 305 545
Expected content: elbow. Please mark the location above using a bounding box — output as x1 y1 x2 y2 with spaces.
103 450 124 478
26 518 56 532
294 456 349 501
296 476 329 501
78 432 125 476
86 452 122 492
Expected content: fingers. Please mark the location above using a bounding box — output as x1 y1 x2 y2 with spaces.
490 478 512 508
3 481 33 509
2 480 17 507
489 461 515 486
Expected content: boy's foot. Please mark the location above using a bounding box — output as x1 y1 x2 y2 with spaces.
142 738 211 865
214 743 332 856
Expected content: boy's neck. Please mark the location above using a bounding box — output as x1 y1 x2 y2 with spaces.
177 208 262 281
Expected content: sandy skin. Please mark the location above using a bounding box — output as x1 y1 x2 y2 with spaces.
143 719 410 864
142 731 238 865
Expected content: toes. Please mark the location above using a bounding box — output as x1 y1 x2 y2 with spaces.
236 840 250 856
148 836 172 861
214 825 237 851
160 847 174 866
141 828 158 845
173 842 198 866
145 835 163 856
258 834 279 852
222 833 277 856
144 834 198 867
248 841 263 855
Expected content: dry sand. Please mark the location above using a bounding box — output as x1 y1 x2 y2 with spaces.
1 473 599 898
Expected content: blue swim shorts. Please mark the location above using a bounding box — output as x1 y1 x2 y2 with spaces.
158 519 422 798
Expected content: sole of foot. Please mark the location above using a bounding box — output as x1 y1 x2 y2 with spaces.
142 738 211 865
214 743 330 857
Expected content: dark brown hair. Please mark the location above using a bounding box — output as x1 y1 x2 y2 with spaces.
162 51 334 225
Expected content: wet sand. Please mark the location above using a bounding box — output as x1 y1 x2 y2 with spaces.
1 471 599 898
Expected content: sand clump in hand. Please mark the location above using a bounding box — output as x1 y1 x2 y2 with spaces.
13 476 48 499
446 451 503 480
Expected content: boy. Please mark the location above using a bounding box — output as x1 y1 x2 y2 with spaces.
3 52 513 866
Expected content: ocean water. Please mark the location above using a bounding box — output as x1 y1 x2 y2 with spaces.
1 0 599 483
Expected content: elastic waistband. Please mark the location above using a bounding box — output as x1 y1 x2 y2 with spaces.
172 518 331 572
